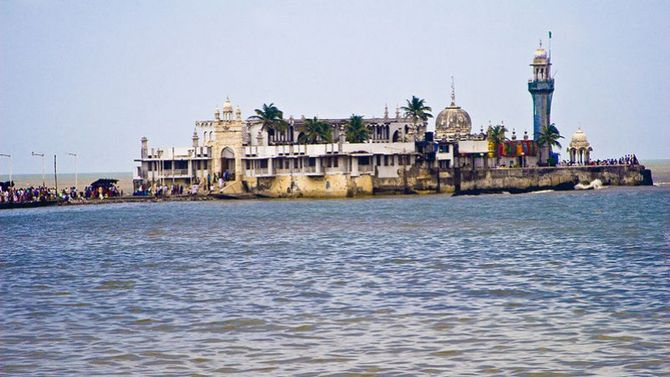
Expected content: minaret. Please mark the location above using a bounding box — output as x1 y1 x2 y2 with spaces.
192 129 199 148
528 40 554 141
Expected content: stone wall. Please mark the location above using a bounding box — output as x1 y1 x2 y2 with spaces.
236 165 652 198
454 165 652 194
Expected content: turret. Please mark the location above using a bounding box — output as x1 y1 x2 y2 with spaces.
141 136 148 158
192 130 199 148
222 97 233 121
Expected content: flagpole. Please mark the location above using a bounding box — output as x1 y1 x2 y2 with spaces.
548 31 552 60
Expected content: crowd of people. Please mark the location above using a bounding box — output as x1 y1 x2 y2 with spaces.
134 184 190 197
560 154 639 167
0 185 58 204
0 183 122 204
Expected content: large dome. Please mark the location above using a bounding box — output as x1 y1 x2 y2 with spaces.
436 78 472 139
435 104 472 139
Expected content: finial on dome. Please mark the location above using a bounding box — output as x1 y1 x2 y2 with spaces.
450 76 456 106
539 39 542 48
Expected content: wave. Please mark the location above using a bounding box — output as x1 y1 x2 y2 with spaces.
530 190 555 194
575 179 604 190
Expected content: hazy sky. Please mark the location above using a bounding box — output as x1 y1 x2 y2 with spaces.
1 0 668 174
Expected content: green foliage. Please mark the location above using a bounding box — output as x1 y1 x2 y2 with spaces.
345 114 369 143
487 124 508 156
401 96 433 129
299 117 332 144
248 103 288 133
537 123 564 151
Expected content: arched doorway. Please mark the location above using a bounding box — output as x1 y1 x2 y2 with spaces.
392 130 400 142
221 147 235 180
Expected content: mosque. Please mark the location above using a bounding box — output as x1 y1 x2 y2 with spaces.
133 42 595 195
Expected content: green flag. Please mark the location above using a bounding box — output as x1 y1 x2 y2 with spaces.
549 31 552 39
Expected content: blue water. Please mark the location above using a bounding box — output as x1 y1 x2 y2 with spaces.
1 187 669 376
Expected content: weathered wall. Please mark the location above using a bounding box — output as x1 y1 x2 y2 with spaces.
238 165 651 198
455 165 651 194
245 174 374 198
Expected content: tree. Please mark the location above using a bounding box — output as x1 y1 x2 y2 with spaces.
537 123 564 164
400 96 433 140
248 103 288 140
487 124 508 165
345 114 369 143
298 117 332 145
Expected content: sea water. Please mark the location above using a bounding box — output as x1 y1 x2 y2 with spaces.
1 186 669 375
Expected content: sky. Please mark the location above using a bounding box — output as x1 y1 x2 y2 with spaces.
1 0 669 174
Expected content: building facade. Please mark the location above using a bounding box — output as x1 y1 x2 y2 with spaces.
134 45 551 195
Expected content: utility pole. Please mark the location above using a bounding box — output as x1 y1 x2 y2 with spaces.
68 152 78 189
32 152 45 187
54 154 58 193
0 153 11 185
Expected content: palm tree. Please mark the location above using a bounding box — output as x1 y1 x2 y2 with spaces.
345 114 369 143
487 124 508 165
248 103 288 143
400 96 433 140
537 123 564 164
298 117 332 145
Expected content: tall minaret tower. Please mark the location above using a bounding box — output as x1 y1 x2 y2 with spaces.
528 40 554 141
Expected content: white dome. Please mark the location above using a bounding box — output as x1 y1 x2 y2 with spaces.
435 105 472 139
569 128 591 149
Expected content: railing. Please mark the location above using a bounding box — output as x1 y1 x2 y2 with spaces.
161 169 190 177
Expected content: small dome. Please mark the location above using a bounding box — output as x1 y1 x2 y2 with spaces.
534 47 547 59
223 97 233 112
569 128 591 149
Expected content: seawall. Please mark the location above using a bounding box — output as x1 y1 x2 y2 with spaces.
453 165 653 195
241 165 653 198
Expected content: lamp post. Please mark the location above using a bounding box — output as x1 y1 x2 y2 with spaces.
32 152 45 187
68 152 78 190
0 153 11 185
